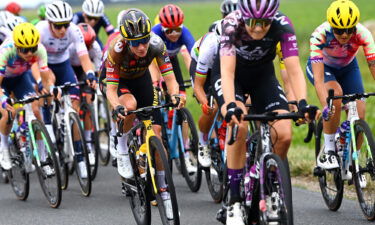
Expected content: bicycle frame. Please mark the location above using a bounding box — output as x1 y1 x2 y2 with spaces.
207 110 226 164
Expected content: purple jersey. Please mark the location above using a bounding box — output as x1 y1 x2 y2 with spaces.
220 10 299 66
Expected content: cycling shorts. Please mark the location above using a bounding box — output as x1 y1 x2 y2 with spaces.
49 59 80 100
2 70 36 99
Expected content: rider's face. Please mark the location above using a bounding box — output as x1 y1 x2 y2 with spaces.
245 23 271 40
129 42 150 57
50 22 70 38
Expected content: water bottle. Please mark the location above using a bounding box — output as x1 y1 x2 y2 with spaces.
338 121 350 164
167 109 174 129
244 162 259 206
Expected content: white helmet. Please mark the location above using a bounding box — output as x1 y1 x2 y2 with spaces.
117 10 126 29
220 0 238 16
82 0 104 17
46 1 73 23
3 15 23 31
0 11 14 27
214 19 223 41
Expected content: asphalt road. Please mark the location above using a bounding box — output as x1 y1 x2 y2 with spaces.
0 165 372 225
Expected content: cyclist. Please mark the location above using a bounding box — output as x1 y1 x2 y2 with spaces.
104 8 184 219
30 5 46 25
5 2 27 22
69 23 102 165
0 23 52 172
208 0 238 32
37 0 97 179
72 0 115 48
307 0 375 172
152 4 195 96
0 10 23 32
215 0 317 223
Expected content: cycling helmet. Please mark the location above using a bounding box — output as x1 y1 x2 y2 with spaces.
221 0 238 17
117 10 126 29
13 23 40 48
159 4 184 28
82 0 104 17
327 0 360 29
119 8 151 40
3 15 23 31
0 11 14 26
239 0 279 19
78 23 96 47
45 1 73 23
214 19 223 40
5 2 21 15
38 4 46 19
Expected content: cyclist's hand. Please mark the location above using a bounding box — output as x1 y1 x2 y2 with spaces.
50 85 62 100
225 102 243 125
86 71 98 89
322 105 335 121
201 103 214 115
37 80 49 95
1 96 14 112
112 105 126 121
171 94 186 109
298 99 320 122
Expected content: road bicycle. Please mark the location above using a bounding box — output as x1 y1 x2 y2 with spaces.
314 89 375 220
7 94 61 208
51 82 91 196
119 103 180 225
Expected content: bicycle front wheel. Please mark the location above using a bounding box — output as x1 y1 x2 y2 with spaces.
149 136 180 225
31 120 62 208
352 119 375 220
259 154 293 225
97 95 110 166
69 112 92 197
315 119 344 211
205 139 224 203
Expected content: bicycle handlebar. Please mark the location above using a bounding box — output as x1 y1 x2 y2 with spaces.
327 89 375 108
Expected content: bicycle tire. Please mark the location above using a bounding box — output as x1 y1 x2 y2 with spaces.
176 108 202 192
259 154 293 225
128 135 151 225
80 102 99 180
1 169 9 184
315 119 344 211
52 112 69 190
352 119 375 220
205 140 224 203
8 134 29 201
149 136 180 225
31 119 62 208
69 112 92 197
97 95 110 166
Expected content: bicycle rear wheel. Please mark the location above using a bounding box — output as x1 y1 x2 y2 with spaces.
31 120 62 208
80 103 99 180
8 134 29 201
149 136 180 225
69 112 92 196
259 154 293 225
205 139 224 203
97 95 110 166
352 119 375 220
315 119 344 211
176 108 202 192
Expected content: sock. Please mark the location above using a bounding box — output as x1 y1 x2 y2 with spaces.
110 120 116 136
184 137 190 149
0 133 9 149
156 170 167 189
228 168 243 204
199 131 207 146
84 130 92 151
184 151 190 159
324 133 335 153
37 140 46 161
42 105 52 124
117 131 129 155
74 141 83 162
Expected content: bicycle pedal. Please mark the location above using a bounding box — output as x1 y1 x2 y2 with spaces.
313 166 325 177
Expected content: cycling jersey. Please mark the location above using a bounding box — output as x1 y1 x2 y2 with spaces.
0 27 11 45
36 21 88 64
310 22 375 69
152 24 195 57
191 32 218 79
69 40 102 72
220 11 299 66
105 33 173 85
0 40 48 78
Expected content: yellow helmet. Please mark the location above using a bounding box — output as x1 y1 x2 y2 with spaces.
327 0 360 29
13 22 40 48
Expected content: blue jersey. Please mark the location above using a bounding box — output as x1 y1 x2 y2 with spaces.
152 24 195 57
72 12 114 47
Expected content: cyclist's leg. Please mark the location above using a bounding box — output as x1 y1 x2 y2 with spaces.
170 56 185 93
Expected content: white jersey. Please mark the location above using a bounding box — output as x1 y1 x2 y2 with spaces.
190 32 219 78
0 26 11 44
36 21 88 64
69 40 102 71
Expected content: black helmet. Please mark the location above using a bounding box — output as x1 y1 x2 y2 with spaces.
119 8 151 40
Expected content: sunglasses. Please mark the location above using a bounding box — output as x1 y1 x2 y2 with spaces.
333 27 356 35
18 46 38 54
163 26 182 35
244 18 272 29
86 15 100 21
128 36 151 47
52 22 70 30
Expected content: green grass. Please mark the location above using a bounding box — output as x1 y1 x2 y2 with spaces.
22 0 375 176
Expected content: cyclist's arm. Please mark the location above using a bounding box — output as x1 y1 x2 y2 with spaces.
220 55 236 105
105 58 121 109
180 46 191 72
358 24 375 80
194 76 208 105
163 73 179 96
283 56 307 102
31 62 41 85
102 14 115 35
149 58 162 84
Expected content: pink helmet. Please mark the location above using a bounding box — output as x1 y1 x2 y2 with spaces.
239 0 279 19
